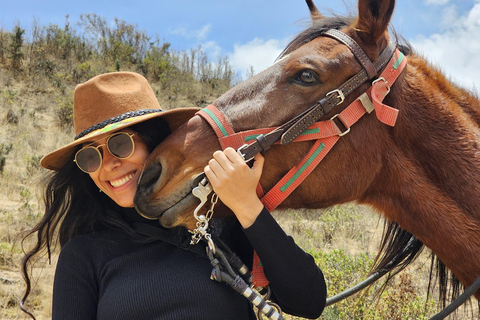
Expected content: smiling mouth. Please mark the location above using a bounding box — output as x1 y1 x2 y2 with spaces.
110 172 135 188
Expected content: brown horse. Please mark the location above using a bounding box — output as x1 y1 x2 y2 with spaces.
134 0 480 303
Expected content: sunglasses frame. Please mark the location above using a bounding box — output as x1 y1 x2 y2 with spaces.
74 132 136 173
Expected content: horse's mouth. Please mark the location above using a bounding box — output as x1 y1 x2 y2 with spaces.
159 193 200 228
134 176 204 228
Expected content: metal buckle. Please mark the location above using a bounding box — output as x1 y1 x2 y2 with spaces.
372 77 390 94
326 89 345 105
237 144 255 163
330 114 350 136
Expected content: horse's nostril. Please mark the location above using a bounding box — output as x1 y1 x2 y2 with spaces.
138 161 162 193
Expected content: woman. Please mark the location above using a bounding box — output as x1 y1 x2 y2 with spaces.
21 71 327 319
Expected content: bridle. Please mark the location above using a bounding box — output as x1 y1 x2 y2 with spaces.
192 28 403 222
189 28 480 319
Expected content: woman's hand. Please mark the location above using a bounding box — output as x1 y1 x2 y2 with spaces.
204 147 264 228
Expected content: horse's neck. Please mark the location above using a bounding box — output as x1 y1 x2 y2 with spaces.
366 58 480 290
402 55 480 125
366 147 480 294
392 55 480 216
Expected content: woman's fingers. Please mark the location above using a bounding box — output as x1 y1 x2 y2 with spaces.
204 148 265 228
251 153 264 179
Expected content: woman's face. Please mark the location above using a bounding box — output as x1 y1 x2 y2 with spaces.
87 129 150 207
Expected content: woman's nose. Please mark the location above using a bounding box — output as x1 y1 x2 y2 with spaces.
100 147 121 171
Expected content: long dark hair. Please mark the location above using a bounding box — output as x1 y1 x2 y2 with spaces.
20 117 171 319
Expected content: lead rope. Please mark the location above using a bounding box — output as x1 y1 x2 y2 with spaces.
190 189 284 320
206 236 284 320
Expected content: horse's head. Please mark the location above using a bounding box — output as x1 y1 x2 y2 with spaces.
134 0 397 229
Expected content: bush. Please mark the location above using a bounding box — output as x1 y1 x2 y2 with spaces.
302 249 438 319
55 95 74 128
5 110 18 125
9 25 24 72
0 143 13 173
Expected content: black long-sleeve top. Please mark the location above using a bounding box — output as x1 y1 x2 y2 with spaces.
52 207 326 319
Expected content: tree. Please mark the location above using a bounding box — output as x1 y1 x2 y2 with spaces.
9 25 25 71
246 65 255 79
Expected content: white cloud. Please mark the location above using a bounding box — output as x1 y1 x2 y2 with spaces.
426 0 450 5
411 2 480 92
230 38 289 80
441 5 459 26
196 25 211 40
202 40 222 59
170 24 211 41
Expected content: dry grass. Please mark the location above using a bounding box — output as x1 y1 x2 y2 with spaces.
274 207 479 319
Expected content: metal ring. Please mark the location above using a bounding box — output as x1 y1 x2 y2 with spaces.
330 114 351 136
205 234 216 255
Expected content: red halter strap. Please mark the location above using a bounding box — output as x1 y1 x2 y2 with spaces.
196 48 406 288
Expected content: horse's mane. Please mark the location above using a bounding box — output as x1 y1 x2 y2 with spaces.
279 15 412 59
278 14 464 309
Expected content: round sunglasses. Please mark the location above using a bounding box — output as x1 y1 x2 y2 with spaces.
74 132 136 173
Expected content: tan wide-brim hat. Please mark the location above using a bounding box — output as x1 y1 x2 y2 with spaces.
41 71 199 171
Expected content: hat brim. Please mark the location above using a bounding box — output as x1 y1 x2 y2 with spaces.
40 107 200 171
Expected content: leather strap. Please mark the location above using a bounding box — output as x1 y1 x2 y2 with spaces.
324 29 377 79
279 42 395 145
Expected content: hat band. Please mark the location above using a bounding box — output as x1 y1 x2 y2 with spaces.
75 109 162 140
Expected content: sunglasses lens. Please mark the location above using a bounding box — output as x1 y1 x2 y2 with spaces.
76 147 101 172
108 133 134 158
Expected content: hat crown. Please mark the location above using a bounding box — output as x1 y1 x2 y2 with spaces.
73 72 161 136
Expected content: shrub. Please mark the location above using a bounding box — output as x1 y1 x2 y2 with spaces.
55 95 74 128
9 25 25 72
300 248 438 319
5 110 18 125
0 143 13 173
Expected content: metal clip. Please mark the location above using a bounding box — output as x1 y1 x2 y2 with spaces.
192 177 213 220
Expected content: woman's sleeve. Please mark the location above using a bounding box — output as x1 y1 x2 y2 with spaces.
52 237 98 320
243 207 327 319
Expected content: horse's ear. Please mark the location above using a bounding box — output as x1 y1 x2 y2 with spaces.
353 0 395 43
305 0 324 20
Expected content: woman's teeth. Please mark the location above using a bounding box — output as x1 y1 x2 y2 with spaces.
110 172 135 188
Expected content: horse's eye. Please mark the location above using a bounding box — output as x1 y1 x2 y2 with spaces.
294 70 319 86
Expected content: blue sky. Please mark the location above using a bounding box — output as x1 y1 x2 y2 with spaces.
2 0 479 90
